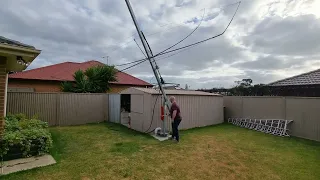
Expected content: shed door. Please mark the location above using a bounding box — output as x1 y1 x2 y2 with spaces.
109 94 121 123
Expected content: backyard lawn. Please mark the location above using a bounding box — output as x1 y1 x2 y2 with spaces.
2 123 320 180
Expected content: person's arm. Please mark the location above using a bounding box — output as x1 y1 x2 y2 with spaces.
172 110 177 120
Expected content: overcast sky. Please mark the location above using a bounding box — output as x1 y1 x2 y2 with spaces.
1 0 320 89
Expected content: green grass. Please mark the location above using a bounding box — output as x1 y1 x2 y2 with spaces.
1 123 320 180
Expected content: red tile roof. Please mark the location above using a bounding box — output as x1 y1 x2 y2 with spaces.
9 60 152 87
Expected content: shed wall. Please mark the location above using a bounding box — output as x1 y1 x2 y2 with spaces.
140 94 224 132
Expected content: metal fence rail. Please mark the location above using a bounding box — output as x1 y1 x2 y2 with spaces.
224 96 320 142
7 92 109 126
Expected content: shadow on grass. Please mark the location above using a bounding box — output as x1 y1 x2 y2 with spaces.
49 129 68 163
104 122 155 139
110 142 141 155
180 122 230 134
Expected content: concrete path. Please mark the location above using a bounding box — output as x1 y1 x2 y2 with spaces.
0 155 56 175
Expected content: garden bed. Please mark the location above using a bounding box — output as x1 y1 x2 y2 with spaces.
1 137 48 161
0 114 53 162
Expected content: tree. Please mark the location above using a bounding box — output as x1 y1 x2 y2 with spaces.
61 65 117 93
230 79 253 96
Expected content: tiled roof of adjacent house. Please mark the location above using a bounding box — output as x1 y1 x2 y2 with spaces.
0 36 36 50
9 60 152 86
268 68 320 86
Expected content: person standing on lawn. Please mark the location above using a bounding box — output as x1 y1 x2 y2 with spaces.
169 96 182 142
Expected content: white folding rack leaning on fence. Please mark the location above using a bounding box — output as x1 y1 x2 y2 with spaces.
228 118 293 137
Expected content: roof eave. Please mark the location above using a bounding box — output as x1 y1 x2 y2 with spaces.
0 44 41 72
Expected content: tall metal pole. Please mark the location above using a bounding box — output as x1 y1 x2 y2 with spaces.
125 0 171 135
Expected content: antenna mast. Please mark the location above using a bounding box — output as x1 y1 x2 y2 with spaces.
125 0 171 136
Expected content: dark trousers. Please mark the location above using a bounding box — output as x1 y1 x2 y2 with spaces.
171 118 181 141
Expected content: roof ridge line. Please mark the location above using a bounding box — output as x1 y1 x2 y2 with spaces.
268 67 320 85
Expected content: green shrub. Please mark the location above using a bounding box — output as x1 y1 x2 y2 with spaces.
0 114 53 159
7 113 28 121
4 116 19 131
19 119 48 129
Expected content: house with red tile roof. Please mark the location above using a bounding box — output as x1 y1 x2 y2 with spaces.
8 60 152 93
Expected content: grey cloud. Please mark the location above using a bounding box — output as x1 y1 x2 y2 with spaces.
1 0 319 89
240 70 283 85
175 0 195 8
244 14 320 56
233 55 305 70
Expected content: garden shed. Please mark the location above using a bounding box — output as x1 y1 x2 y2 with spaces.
120 87 223 133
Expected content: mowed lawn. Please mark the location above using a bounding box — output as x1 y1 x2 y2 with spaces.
2 123 320 180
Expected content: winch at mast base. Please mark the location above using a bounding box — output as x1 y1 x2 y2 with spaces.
152 127 171 141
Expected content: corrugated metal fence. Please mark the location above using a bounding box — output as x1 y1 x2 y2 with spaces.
224 96 320 142
7 92 109 126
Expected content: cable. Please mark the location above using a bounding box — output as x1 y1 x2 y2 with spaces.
155 45 195 62
106 19 198 57
114 58 147 67
119 59 147 71
118 34 207 72
117 1 240 70
134 39 147 58
154 1 241 57
155 8 206 56
144 89 161 133
118 45 195 72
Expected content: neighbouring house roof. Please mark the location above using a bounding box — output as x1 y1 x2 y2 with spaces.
268 68 320 86
0 36 36 50
122 87 222 96
8 60 152 87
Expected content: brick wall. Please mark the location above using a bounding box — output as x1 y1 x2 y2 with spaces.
0 57 7 137
8 79 61 92
9 79 147 93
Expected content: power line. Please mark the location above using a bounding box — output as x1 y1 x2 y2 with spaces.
119 58 147 71
118 46 193 71
156 45 194 61
105 19 201 57
154 1 241 57
155 8 206 57
119 1 240 72
117 1 240 72
116 1 240 69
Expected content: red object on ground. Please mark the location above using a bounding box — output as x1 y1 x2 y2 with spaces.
161 106 164 120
